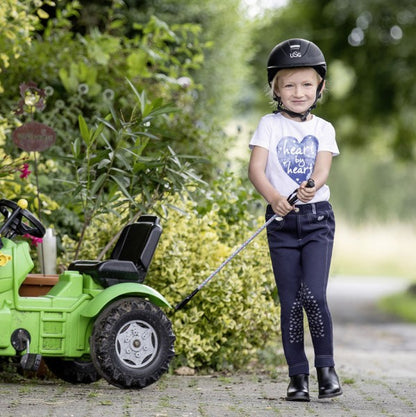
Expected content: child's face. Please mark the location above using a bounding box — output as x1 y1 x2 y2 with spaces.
274 68 323 118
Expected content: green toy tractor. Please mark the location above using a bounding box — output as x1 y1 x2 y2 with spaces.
0 199 175 389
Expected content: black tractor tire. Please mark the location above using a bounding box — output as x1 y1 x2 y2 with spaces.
90 297 175 389
44 357 101 384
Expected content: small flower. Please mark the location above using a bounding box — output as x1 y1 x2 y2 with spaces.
23 233 43 247
15 81 47 116
19 81 44 99
19 163 31 179
103 88 115 101
44 86 54 96
177 76 192 88
55 99 65 109
78 83 89 95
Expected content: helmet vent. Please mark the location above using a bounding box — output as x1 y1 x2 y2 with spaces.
289 44 302 58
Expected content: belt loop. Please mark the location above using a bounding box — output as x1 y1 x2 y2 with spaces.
311 203 316 214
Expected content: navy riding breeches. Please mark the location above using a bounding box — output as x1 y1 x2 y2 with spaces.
266 201 336 376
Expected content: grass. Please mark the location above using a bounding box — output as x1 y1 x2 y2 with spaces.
331 219 416 280
379 291 416 323
332 219 416 322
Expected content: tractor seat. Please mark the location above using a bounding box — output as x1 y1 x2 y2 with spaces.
68 215 162 288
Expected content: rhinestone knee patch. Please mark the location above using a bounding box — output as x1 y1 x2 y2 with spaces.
289 283 325 343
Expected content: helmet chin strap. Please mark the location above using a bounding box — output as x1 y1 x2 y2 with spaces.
273 80 324 122
274 101 314 121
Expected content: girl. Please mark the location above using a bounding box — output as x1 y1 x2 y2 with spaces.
248 38 342 402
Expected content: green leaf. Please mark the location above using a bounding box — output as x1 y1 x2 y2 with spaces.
125 78 144 108
91 173 107 195
71 184 84 197
110 175 135 203
78 115 91 145
72 138 81 158
96 115 117 133
114 152 131 170
97 158 111 169
91 122 105 142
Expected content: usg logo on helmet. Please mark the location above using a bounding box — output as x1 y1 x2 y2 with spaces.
289 44 302 59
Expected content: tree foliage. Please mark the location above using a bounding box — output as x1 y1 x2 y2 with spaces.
0 1 222 245
0 0 49 94
250 0 416 159
68 0 253 123
62 81 205 258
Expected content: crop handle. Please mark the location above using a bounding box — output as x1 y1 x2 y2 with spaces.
287 178 315 206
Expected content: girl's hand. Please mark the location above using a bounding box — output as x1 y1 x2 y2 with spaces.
297 180 316 202
270 194 294 216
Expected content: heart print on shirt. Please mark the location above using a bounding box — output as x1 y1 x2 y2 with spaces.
276 135 318 185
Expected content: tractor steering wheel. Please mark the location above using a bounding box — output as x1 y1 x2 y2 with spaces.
0 199 45 239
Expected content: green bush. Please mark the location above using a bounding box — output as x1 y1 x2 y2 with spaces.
57 211 121 268
147 190 280 371
379 286 416 323
0 2 230 241
55 176 281 371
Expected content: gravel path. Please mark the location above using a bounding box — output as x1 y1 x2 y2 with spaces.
0 276 415 417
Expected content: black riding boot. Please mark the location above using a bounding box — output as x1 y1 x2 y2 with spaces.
286 374 310 402
317 367 342 399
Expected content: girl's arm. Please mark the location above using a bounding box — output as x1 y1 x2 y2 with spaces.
248 146 293 216
297 151 333 202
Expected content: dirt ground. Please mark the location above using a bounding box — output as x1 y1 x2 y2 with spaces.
0 276 415 417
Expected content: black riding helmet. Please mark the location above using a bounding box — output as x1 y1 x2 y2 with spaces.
267 38 327 121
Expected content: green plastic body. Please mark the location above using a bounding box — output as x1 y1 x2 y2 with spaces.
0 238 170 358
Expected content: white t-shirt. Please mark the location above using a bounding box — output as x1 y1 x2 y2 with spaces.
249 112 339 204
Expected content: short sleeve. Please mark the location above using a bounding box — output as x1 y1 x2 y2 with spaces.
318 122 339 156
249 115 273 151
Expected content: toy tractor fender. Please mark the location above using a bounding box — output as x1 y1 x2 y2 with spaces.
81 282 171 319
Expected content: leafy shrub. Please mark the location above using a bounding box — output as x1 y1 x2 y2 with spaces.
55 172 280 370
147 189 280 370
0 2 228 241
57 211 121 269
